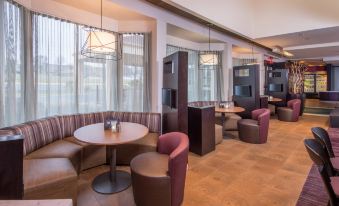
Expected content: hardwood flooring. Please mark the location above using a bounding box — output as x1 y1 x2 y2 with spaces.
77 115 329 206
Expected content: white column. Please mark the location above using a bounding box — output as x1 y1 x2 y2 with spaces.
257 53 265 95
151 20 167 113
222 43 233 101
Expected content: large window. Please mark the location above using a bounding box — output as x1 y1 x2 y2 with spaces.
0 0 151 127
33 15 77 118
166 45 199 101
0 0 24 127
166 45 223 102
121 34 146 112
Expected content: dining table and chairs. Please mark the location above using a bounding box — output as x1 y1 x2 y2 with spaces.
215 103 245 138
74 122 149 194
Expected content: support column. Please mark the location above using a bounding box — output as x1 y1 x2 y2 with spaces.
222 43 233 101
257 53 265 95
153 20 167 113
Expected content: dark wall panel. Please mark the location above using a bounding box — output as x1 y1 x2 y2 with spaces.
233 65 260 118
162 51 188 134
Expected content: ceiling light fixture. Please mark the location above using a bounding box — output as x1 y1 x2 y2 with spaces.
199 24 218 66
272 46 294 58
81 0 122 60
244 45 259 66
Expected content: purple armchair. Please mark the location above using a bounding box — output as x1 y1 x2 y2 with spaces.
130 132 189 206
277 99 301 122
237 108 270 144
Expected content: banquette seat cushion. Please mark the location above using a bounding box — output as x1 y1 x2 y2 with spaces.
116 133 159 165
215 124 223 145
58 113 107 171
25 140 82 173
23 158 77 203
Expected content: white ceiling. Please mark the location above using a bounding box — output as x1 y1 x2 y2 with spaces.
52 0 153 21
169 0 339 39
255 26 339 59
167 24 222 43
287 46 339 59
232 46 256 54
168 0 339 60
255 27 339 48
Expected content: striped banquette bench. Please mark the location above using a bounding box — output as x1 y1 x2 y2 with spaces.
0 111 161 205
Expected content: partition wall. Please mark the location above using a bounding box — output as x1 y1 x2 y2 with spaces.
166 45 224 102
0 0 151 127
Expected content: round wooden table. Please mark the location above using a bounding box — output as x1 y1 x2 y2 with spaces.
215 106 245 138
215 106 245 114
268 97 282 103
74 122 149 194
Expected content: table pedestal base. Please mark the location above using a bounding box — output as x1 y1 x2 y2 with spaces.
92 170 131 194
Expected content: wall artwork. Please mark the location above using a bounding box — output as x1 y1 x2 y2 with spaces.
288 61 308 94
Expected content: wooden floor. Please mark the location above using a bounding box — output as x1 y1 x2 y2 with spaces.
78 115 329 206
305 98 339 109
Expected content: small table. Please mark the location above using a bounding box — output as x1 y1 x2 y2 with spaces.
0 200 72 206
268 97 282 103
215 107 245 137
74 122 149 194
268 98 282 115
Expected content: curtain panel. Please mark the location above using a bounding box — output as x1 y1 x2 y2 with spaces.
0 0 25 127
0 0 152 127
166 45 223 102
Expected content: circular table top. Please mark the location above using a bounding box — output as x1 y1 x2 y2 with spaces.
268 97 282 102
74 122 149 146
215 106 245 113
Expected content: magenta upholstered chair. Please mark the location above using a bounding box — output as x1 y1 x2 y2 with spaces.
277 99 301 122
130 132 189 206
237 108 270 144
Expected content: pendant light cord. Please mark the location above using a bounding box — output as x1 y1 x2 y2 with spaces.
208 25 211 51
100 0 103 29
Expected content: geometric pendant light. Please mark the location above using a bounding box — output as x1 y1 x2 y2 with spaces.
199 24 218 67
81 0 122 60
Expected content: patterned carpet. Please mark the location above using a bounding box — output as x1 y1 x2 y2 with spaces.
296 127 339 205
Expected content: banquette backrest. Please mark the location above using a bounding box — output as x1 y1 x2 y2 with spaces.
0 111 161 156
188 101 218 107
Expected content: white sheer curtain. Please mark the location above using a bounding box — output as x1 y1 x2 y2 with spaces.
166 45 199 102
119 33 147 112
199 51 223 101
0 4 152 127
33 14 77 118
0 0 24 127
78 26 118 113
166 45 223 101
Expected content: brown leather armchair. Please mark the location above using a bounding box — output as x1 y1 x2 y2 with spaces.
237 108 270 144
130 132 189 206
277 99 301 122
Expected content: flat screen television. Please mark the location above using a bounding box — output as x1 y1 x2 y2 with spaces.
268 83 283 92
234 85 251 97
162 88 176 108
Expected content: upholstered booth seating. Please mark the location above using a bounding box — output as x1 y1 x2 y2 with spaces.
0 111 161 204
130 132 189 206
215 124 223 145
277 99 301 122
237 108 270 144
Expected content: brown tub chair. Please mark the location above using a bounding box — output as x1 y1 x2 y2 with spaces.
237 108 270 144
130 132 189 206
277 99 301 122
